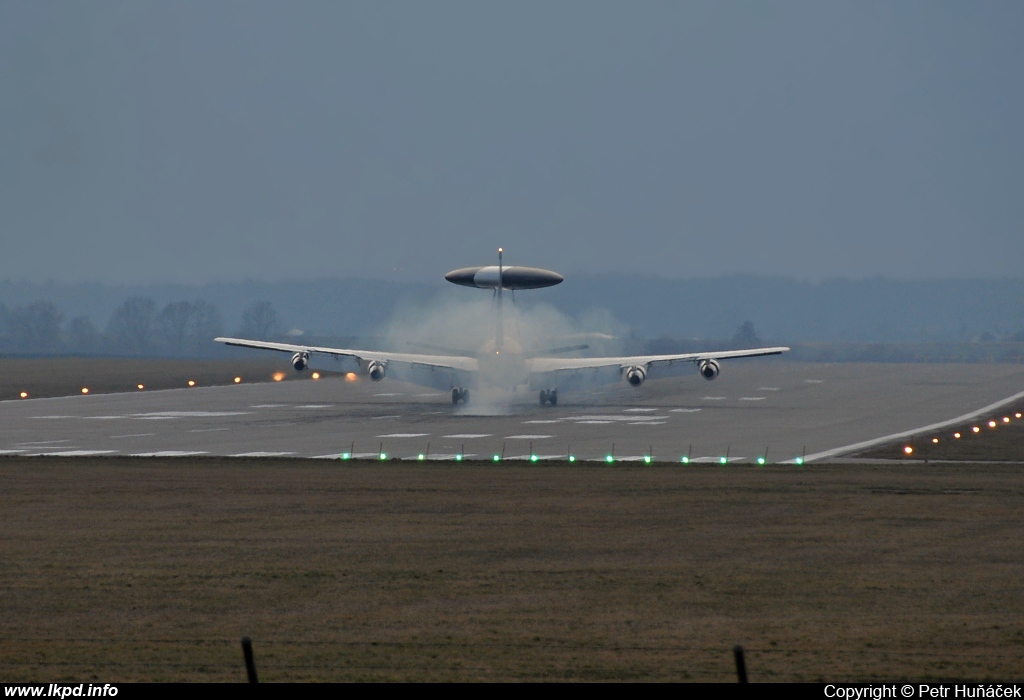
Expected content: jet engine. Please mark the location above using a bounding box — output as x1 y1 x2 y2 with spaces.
291 352 309 372
367 360 387 381
699 359 720 380
625 365 647 387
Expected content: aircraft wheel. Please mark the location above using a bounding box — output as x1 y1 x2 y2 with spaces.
549 389 557 406
461 389 469 404
452 388 461 405
539 390 548 406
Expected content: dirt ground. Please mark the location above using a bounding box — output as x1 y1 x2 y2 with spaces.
1 457 1022 682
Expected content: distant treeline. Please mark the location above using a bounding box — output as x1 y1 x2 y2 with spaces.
0 298 284 358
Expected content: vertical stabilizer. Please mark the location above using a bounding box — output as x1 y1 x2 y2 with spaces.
496 248 504 350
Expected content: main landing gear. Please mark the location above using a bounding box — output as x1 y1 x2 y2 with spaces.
452 387 469 405
539 389 558 406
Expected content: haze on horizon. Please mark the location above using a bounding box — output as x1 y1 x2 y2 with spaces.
2 2 1022 286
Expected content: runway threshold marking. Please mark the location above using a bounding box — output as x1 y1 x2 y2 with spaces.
231 451 297 457
670 408 701 413
504 434 553 439
131 451 209 457
110 433 156 439
443 433 492 439
28 450 118 457
790 387 1024 464
739 397 766 401
377 433 430 438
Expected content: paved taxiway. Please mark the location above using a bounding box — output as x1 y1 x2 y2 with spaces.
1 362 1023 462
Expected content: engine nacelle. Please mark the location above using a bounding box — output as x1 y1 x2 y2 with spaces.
291 352 309 372
367 360 387 382
699 359 720 380
624 365 647 387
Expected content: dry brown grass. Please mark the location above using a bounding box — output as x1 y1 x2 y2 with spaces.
2 457 1023 682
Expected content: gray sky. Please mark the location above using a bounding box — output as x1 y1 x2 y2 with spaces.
2 1 1022 284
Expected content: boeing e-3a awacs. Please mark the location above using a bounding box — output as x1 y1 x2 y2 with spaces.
215 249 789 405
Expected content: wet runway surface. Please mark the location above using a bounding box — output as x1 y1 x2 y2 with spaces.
2 362 1023 463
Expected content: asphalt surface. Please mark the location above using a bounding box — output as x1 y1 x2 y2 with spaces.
2 362 1023 463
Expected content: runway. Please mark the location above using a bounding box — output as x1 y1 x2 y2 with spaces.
1 362 1023 462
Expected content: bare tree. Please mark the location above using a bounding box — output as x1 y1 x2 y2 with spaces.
67 316 99 354
238 301 281 340
731 320 762 349
7 301 64 354
106 297 157 355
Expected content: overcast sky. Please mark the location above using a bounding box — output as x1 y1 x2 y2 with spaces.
2 2 1022 284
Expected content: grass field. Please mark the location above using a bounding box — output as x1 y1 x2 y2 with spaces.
2 457 1023 682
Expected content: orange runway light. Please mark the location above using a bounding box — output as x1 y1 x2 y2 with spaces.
1003 417 1010 423
273 372 285 382
988 420 997 428
234 377 242 384
1016 413 1022 419
932 438 939 444
953 432 961 439
188 380 195 387
345 372 357 382
903 446 913 455
81 387 89 394
19 391 28 399
137 384 144 390
311 372 320 380
972 426 980 433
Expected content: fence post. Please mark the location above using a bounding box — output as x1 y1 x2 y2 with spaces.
241 636 258 683
733 644 747 683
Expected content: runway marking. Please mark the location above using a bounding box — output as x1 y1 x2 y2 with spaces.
687 456 745 463
16 439 71 446
506 454 563 461
624 408 658 412
759 387 780 391
110 433 156 439
296 405 333 409
739 397 766 401
374 393 402 397
28 450 118 457
577 420 613 425
377 433 429 438
423 453 477 460
563 415 669 422
443 433 491 439
415 393 444 397
131 451 209 457
804 379 823 384
524 420 561 424
132 411 250 418
628 421 666 425
371 415 400 420
504 434 553 439
790 387 1024 464
188 428 229 433
132 416 178 420
702 396 726 400
251 404 286 408
231 451 297 457
84 416 123 420
670 408 702 413
30 416 75 420
0 449 26 454
312 452 387 460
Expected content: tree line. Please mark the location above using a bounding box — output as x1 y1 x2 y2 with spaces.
0 298 283 357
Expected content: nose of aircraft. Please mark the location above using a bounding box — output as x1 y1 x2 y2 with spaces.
444 267 480 286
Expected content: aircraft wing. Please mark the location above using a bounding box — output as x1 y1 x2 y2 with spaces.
215 337 477 390
527 346 790 389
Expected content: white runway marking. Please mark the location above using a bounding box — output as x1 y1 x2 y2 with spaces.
443 433 491 439
296 405 333 409
132 411 250 418
759 387 781 391
670 408 702 413
110 433 155 439
577 420 613 425
0 449 26 454
505 434 553 439
506 454 563 461
29 450 118 457
84 416 122 420
189 428 229 433
374 393 402 397
377 433 429 438
702 396 726 400
524 419 561 424
371 415 400 420
31 416 75 420
16 439 71 446
131 451 209 457
791 387 1024 464
804 379 823 384
563 415 669 422
629 421 666 425
624 408 658 412
415 393 444 397
251 404 286 408
311 452 386 460
739 397 766 401
231 451 297 457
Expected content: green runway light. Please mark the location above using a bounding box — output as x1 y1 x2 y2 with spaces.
455 454 463 461
680 456 689 464
757 457 766 465
719 456 728 464
493 454 501 462
795 457 804 465
530 454 539 462
341 453 351 460
568 455 576 463
417 454 425 461
644 456 652 464
379 453 387 460
605 455 615 463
